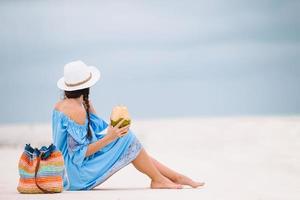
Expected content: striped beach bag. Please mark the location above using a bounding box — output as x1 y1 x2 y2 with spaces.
17 144 69 194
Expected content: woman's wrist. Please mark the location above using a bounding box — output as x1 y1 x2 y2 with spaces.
103 133 116 144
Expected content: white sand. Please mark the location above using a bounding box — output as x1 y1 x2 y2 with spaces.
0 116 300 200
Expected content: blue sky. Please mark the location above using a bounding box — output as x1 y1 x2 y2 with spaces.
0 1 299 123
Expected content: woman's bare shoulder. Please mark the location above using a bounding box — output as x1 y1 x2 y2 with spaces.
54 100 87 125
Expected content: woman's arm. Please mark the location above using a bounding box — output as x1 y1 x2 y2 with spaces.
85 136 112 157
85 119 130 157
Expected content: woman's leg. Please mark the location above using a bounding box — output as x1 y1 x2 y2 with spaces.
131 148 182 189
150 157 205 188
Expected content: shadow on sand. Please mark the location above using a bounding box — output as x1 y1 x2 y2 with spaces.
91 187 149 191
91 187 196 191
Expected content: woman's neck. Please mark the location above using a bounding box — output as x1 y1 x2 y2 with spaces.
66 95 84 106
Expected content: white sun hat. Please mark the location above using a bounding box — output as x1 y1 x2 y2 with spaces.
57 60 101 91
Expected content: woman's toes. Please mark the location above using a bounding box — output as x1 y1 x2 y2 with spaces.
191 181 205 188
174 175 205 188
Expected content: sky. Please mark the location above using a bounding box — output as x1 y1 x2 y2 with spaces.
0 0 299 123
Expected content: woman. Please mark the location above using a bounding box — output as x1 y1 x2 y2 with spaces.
52 60 204 190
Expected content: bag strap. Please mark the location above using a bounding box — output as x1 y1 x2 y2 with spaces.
34 155 55 194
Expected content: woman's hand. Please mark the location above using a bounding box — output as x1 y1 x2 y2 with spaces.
86 119 129 157
105 118 130 141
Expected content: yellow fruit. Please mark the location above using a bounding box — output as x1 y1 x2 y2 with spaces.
110 105 131 128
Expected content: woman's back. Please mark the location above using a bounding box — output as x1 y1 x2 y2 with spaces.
54 99 87 126
52 99 90 168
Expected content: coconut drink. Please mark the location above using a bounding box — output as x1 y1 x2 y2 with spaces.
110 105 131 128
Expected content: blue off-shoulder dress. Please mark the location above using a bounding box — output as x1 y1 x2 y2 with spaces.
51 109 142 190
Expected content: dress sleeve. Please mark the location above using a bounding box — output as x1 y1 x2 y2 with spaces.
65 119 89 166
89 112 109 138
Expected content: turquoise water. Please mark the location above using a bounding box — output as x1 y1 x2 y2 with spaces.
0 1 299 123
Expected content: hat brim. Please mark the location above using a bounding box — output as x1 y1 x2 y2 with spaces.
57 66 101 91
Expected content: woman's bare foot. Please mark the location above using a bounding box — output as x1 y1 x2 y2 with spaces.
174 174 205 188
151 176 183 189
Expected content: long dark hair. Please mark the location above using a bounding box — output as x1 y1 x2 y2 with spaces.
64 88 92 139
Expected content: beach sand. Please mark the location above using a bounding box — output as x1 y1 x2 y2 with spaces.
0 116 300 199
